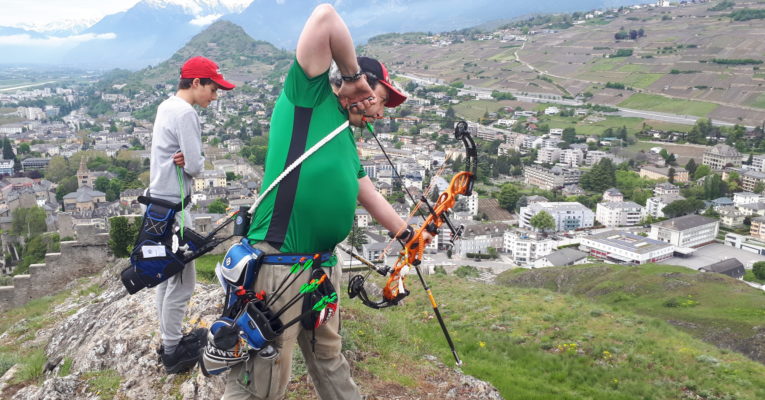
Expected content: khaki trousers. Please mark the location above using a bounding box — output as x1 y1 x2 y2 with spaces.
222 242 361 400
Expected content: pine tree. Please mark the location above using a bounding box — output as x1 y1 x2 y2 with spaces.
685 159 697 176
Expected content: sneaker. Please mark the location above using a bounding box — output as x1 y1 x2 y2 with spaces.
161 328 208 374
181 328 208 349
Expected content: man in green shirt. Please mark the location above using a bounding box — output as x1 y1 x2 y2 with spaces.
225 4 429 400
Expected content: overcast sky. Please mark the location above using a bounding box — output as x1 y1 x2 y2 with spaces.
0 0 142 28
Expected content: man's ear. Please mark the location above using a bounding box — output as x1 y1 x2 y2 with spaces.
192 78 201 88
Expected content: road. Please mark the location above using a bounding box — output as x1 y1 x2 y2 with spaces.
0 81 57 92
616 108 751 129
399 70 750 129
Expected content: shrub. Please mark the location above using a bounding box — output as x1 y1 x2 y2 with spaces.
753 261 765 280
454 265 480 278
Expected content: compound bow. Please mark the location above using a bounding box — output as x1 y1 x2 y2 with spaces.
347 120 476 366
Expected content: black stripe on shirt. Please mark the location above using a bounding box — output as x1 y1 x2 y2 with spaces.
265 106 313 247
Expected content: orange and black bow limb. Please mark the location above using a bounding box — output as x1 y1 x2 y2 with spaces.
346 120 475 366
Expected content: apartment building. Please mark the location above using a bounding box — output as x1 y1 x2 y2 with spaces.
649 215 719 248
733 192 762 207
193 169 227 191
645 193 685 219
702 144 742 170
639 165 689 183
523 165 581 190
519 201 595 232
751 216 765 240
739 170 765 193
595 201 644 227
602 188 624 202
503 230 555 264
653 182 680 196
579 230 674 265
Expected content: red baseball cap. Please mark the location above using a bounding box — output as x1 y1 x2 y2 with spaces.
358 56 406 107
180 56 235 90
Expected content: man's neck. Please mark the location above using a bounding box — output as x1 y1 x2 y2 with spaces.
175 89 195 106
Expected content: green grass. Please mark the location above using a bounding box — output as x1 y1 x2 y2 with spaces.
0 291 71 336
58 357 73 376
195 253 221 284
488 49 517 62
83 369 121 400
343 272 765 399
498 263 765 349
750 92 765 109
544 115 645 136
589 58 622 72
621 73 664 89
12 347 46 384
744 270 765 284
0 346 18 377
452 99 513 122
617 64 649 73
618 93 718 117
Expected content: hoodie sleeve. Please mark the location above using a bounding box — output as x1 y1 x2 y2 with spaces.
176 109 205 177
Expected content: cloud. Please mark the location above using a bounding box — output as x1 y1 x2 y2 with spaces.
190 14 223 26
0 32 116 46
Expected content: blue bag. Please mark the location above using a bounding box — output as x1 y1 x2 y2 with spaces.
120 195 190 294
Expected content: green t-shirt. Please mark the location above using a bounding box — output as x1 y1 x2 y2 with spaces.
247 59 366 253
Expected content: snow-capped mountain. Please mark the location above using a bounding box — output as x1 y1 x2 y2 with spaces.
143 0 253 16
16 19 100 36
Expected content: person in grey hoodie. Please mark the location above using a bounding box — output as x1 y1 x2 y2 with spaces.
149 55 235 374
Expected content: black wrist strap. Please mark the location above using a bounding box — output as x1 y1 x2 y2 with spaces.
341 69 363 82
389 225 414 242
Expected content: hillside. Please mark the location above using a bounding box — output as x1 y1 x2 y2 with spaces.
497 263 765 365
134 20 293 86
2 259 765 399
363 0 765 126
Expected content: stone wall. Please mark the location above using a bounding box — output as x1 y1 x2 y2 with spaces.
0 225 111 312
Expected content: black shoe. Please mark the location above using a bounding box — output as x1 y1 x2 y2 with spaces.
161 328 208 374
182 328 208 349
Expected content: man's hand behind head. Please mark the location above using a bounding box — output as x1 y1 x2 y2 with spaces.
338 75 377 113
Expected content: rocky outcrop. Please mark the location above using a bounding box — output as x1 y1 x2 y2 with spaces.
1 257 504 399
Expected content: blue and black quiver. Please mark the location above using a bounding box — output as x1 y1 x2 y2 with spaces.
120 195 233 295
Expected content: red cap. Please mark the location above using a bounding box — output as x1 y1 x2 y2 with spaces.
180 56 235 90
358 56 406 107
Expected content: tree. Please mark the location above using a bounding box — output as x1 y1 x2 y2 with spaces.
562 127 577 144
346 220 368 251
17 143 30 154
668 167 676 184
207 199 228 214
529 211 555 232
11 207 47 237
45 156 73 183
661 199 706 218
55 176 79 201
754 181 765 194
685 159 698 177
497 183 521 212
2 137 15 160
109 216 137 258
753 261 765 280
702 207 720 218
15 233 60 275
580 158 616 192
94 176 110 193
693 164 712 180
